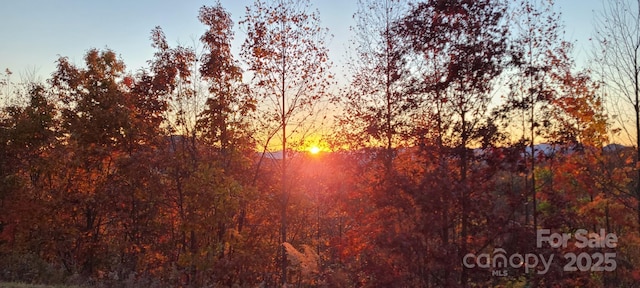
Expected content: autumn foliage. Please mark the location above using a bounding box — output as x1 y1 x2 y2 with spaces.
1 0 640 287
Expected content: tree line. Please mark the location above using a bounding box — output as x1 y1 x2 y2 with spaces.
1 0 640 286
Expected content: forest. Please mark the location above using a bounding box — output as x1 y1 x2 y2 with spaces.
1 0 640 287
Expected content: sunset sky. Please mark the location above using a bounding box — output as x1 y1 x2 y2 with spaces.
3 3 639 286
0 0 604 82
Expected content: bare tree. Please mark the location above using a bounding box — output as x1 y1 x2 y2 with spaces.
594 0 640 230
509 0 566 233
337 0 413 167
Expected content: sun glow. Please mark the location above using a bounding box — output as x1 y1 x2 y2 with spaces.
309 146 321 154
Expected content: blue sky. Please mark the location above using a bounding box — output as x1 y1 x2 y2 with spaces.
0 0 602 82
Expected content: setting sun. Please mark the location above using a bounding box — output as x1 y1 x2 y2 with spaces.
3 0 635 286
309 146 321 154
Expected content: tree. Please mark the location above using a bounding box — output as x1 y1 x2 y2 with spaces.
547 49 608 148
50 49 130 275
398 0 509 284
531 45 610 286
196 3 255 165
507 0 568 232
139 27 200 285
240 0 333 284
0 83 57 257
189 4 258 285
337 0 414 163
594 0 640 231
332 1 429 285
48 43 192 279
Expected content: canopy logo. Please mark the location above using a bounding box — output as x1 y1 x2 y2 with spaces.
462 229 618 276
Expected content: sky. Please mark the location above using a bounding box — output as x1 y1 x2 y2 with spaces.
0 0 357 81
0 0 603 83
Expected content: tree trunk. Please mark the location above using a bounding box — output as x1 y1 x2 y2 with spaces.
460 112 469 286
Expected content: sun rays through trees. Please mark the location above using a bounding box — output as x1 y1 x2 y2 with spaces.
1 0 640 287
